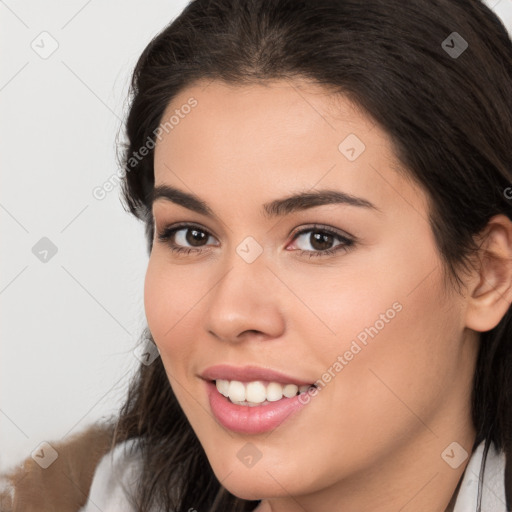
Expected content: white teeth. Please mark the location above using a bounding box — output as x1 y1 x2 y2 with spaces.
215 379 314 406
283 384 299 398
228 380 246 402
216 379 229 397
266 382 284 402
246 381 267 403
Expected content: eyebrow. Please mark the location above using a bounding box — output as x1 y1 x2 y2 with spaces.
151 184 381 219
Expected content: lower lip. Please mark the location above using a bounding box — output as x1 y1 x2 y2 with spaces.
205 381 311 434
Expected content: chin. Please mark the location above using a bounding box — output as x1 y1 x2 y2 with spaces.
220 478 282 501
207 459 303 501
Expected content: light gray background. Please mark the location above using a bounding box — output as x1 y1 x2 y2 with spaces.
1 0 511 473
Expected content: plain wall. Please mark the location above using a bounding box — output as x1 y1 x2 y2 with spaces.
0 0 190 472
1 0 511 473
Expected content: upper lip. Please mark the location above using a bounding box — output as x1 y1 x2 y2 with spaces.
200 364 314 386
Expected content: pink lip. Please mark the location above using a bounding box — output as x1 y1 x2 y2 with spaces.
200 365 316 435
205 381 312 434
200 364 314 386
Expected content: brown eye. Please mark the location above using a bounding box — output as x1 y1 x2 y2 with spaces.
157 223 219 254
183 228 209 247
309 231 335 251
289 226 355 258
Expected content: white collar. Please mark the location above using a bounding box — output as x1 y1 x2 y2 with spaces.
79 439 141 512
453 440 508 512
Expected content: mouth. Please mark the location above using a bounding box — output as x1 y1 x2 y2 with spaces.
201 365 318 434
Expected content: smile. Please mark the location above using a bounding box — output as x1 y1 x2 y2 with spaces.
200 365 317 434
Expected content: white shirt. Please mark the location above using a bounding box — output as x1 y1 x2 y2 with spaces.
79 438 508 511
453 440 507 512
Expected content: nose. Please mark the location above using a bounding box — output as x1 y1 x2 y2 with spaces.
204 255 285 344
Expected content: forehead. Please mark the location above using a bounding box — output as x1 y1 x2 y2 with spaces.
155 79 373 158
153 79 428 218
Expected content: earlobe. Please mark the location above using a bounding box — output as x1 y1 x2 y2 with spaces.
465 214 512 333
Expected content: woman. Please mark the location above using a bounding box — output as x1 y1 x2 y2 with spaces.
2 0 512 510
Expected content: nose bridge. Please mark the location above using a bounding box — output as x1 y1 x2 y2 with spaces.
218 232 269 296
204 238 284 342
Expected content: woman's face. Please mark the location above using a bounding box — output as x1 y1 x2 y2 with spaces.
145 79 478 508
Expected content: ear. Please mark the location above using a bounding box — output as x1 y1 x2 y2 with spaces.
465 214 512 332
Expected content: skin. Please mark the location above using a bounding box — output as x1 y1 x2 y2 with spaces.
144 78 512 512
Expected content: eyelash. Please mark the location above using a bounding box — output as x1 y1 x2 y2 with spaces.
156 222 355 259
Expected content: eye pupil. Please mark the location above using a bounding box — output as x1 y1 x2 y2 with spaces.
186 228 207 247
311 232 333 250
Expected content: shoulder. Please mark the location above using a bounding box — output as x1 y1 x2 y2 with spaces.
79 436 143 512
454 439 511 512
0 422 115 512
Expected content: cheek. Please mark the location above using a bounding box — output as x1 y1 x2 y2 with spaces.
304 230 459 411
322 262 460 442
143 257 197 364
143 258 204 417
